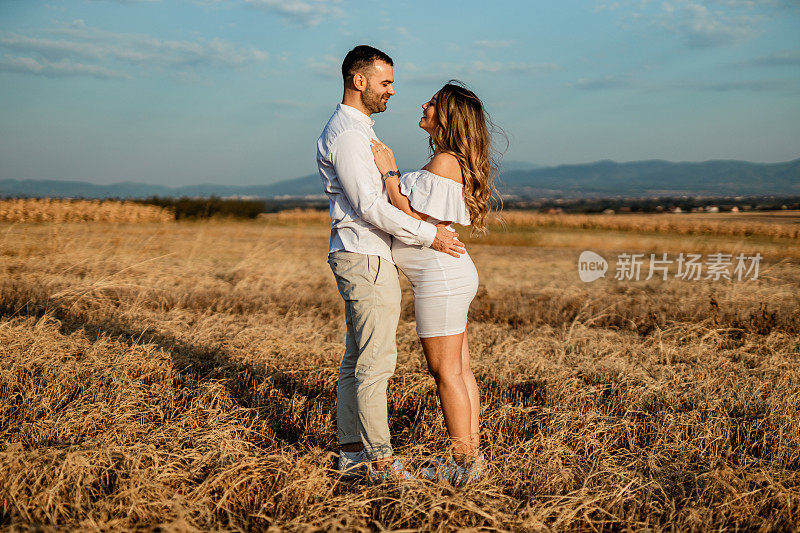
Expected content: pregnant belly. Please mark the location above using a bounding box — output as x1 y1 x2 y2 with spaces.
391 239 478 290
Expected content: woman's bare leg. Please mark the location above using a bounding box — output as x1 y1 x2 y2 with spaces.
420 331 476 466
460 330 480 451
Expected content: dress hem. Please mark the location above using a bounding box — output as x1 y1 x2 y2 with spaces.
416 326 467 339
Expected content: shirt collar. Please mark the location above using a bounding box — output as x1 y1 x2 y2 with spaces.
337 103 375 127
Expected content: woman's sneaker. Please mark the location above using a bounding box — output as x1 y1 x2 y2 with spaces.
337 449 369 480
421 452 485 487
471 452 486 480
365 457 416 484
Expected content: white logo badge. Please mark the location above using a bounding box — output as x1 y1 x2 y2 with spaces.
578 251 608 282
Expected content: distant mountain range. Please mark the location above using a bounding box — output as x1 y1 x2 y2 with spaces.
2 158 798 200
0 175 324 200
498 158 800 197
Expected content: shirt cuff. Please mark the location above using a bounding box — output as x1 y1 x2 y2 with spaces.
418 220 437 248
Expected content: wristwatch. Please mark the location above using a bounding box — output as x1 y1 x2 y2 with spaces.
382 170 400 181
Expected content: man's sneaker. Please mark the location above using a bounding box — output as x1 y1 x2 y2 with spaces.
420 452 484 487
365 456 416 484
337 449 369 480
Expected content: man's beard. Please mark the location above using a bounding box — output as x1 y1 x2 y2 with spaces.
361 83 387 114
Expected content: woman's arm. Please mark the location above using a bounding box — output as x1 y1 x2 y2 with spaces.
370 139 428 221
384 176 427 221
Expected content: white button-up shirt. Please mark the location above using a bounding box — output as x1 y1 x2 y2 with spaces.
317 103 437 264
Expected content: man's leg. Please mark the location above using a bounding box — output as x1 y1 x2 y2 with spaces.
353 255 401 466
337 292 363 452
328 252 402 463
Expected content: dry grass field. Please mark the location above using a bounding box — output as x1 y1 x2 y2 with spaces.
0 199 173 223
1 208 799 531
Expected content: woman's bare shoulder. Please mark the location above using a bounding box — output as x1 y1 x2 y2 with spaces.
425 152 463 184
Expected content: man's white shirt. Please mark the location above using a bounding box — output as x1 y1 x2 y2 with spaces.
317 103 437 264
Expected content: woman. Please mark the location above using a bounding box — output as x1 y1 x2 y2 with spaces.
370 80 499 486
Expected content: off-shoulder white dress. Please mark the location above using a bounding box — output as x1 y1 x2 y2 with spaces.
390 169 479 338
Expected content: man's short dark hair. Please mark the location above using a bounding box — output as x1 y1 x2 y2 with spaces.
341 45 393 81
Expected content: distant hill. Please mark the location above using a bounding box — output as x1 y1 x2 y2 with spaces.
497 158 800 197
499 160 544 172
2 158 798 199
0 175 325 200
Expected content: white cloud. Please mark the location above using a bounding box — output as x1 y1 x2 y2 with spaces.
0 54 128 79
406 61 558 83
573 74 635 90
0 34 107 62
604 0 784 48
708 0 798 8
656 1 762 48
307 55 339 79
243 0 342 27
570 73 798 92
739 49 800 67
0 20 268 80
671 78 799 91
470 61 559 75
594 1 623 10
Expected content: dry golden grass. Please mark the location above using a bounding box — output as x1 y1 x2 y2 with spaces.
261 208 800 240
0 198 173 223
491 211 800 239
1 217 799 531
262 208 800 259
259 208 331 225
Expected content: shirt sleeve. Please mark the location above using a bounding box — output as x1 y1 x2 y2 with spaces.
331 130 437 247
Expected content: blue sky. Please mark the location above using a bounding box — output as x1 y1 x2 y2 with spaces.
1 0 798 187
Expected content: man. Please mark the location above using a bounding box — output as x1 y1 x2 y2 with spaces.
317 45 465 482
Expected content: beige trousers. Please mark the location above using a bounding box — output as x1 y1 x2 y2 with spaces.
327 250 401 461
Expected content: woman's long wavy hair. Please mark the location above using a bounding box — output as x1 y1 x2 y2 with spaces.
429 80 505 235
